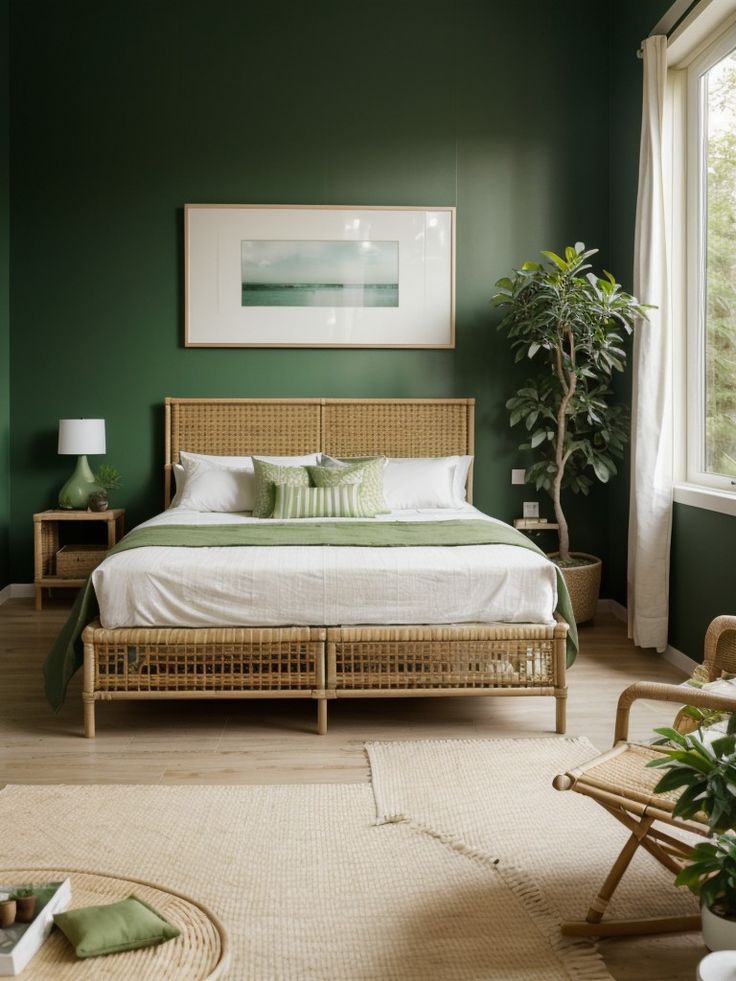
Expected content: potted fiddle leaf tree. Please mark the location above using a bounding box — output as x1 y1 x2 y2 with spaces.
491 243 650 623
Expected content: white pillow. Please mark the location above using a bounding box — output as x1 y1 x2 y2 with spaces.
173 452 320 511
385 456 473 507
179 451 319 469
450 455 473 504
383 457 458 510
169 463 186 508
176 464 253 513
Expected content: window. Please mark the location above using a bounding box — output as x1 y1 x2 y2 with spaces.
686 25 736 494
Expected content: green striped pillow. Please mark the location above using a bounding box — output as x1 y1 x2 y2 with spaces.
272 483 366 519
251 459 311 518
308 458 389 516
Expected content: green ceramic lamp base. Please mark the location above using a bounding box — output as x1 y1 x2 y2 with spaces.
58 455 101 510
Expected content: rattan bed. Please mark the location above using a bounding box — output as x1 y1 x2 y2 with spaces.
81 397 569 736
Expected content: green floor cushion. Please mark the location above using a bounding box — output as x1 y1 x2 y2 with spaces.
54 895 180 958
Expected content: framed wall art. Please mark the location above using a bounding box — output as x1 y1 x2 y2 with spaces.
184 204 455 348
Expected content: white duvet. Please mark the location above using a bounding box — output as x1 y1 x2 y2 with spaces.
91 505 558 629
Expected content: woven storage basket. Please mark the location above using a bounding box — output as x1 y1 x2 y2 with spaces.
553 552 602 624
56 544 107 578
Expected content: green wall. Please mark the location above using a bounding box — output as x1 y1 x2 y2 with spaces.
0 0 9 589
670 504 736 661
8 0 613 582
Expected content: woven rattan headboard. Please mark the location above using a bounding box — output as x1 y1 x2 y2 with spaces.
164 397 475 506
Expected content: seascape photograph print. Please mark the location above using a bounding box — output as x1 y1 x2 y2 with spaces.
241 240 399 307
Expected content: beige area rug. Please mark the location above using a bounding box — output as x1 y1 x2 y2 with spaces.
0 737 694 980
366 736 699 929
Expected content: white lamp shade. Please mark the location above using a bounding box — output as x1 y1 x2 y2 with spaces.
58 418 106 455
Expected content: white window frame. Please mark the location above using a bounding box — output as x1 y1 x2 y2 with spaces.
685 23 736 493
671 8 736 517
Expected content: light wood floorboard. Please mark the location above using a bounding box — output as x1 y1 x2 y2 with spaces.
0 596 708 978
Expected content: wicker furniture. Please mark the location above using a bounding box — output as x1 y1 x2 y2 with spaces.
81 398 569 737
553 615 736 938
34 509 125 611
0 867 228 979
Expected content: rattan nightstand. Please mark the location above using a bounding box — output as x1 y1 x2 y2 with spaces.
33 509 125 610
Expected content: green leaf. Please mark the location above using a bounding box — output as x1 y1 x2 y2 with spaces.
540 250 567 271
530 430 547 449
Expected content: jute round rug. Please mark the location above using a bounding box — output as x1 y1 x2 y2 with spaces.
0 737 694 979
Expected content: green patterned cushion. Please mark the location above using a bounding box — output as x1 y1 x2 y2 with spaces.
272 483 366 519
309 458 388 516
252 458 310 518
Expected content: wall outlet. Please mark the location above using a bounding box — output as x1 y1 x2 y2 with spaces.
523 501 539 519
511 468 526 485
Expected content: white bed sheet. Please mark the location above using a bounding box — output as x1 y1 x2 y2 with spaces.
92 505 558 629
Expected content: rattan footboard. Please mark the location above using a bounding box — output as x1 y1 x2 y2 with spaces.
81 623 328 736
81 619 568 736
327 620 568 733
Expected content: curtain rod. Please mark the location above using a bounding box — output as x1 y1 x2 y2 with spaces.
636 0 703 57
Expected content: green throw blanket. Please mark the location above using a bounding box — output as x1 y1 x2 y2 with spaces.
43 519 578 710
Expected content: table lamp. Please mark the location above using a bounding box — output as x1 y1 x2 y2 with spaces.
58 418 106 509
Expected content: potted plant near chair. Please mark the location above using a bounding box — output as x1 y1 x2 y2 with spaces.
648 716 736 950
491 244 650 623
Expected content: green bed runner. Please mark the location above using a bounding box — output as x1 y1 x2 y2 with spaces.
43 520 578 710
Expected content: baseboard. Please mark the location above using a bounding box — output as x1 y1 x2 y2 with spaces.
0 583 35 605
596 598 696 673
597 598 627 623
662 644 698 675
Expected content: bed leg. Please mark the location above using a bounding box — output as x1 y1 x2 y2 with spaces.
83 696 96 739
555 688 567 735
317 698 327 736
83 636 96 738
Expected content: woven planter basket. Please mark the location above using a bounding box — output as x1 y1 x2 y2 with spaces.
549 552 602 625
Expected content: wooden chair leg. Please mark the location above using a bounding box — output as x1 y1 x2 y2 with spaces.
583 819 653 925
559 814 702 938
562 915 702 938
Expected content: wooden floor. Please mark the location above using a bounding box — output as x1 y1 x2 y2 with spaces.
0 596 708 978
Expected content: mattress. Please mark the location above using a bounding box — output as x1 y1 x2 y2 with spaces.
91 505 558 629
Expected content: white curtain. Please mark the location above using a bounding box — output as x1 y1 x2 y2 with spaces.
628 35 674 653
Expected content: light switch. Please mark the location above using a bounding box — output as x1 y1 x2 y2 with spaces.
511 469 526 485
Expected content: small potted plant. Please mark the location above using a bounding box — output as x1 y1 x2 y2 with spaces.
12 888 37 923
648 715 736 949
491 244 650 623
0 893 16 928
89 464 121 512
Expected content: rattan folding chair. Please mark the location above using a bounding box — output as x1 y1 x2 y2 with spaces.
553 615 736 938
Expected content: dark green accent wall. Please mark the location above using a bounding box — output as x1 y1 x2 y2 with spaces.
0 0 9 589
8 0 614 582
670 504 736 662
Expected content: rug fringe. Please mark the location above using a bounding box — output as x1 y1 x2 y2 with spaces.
392 819 613 981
